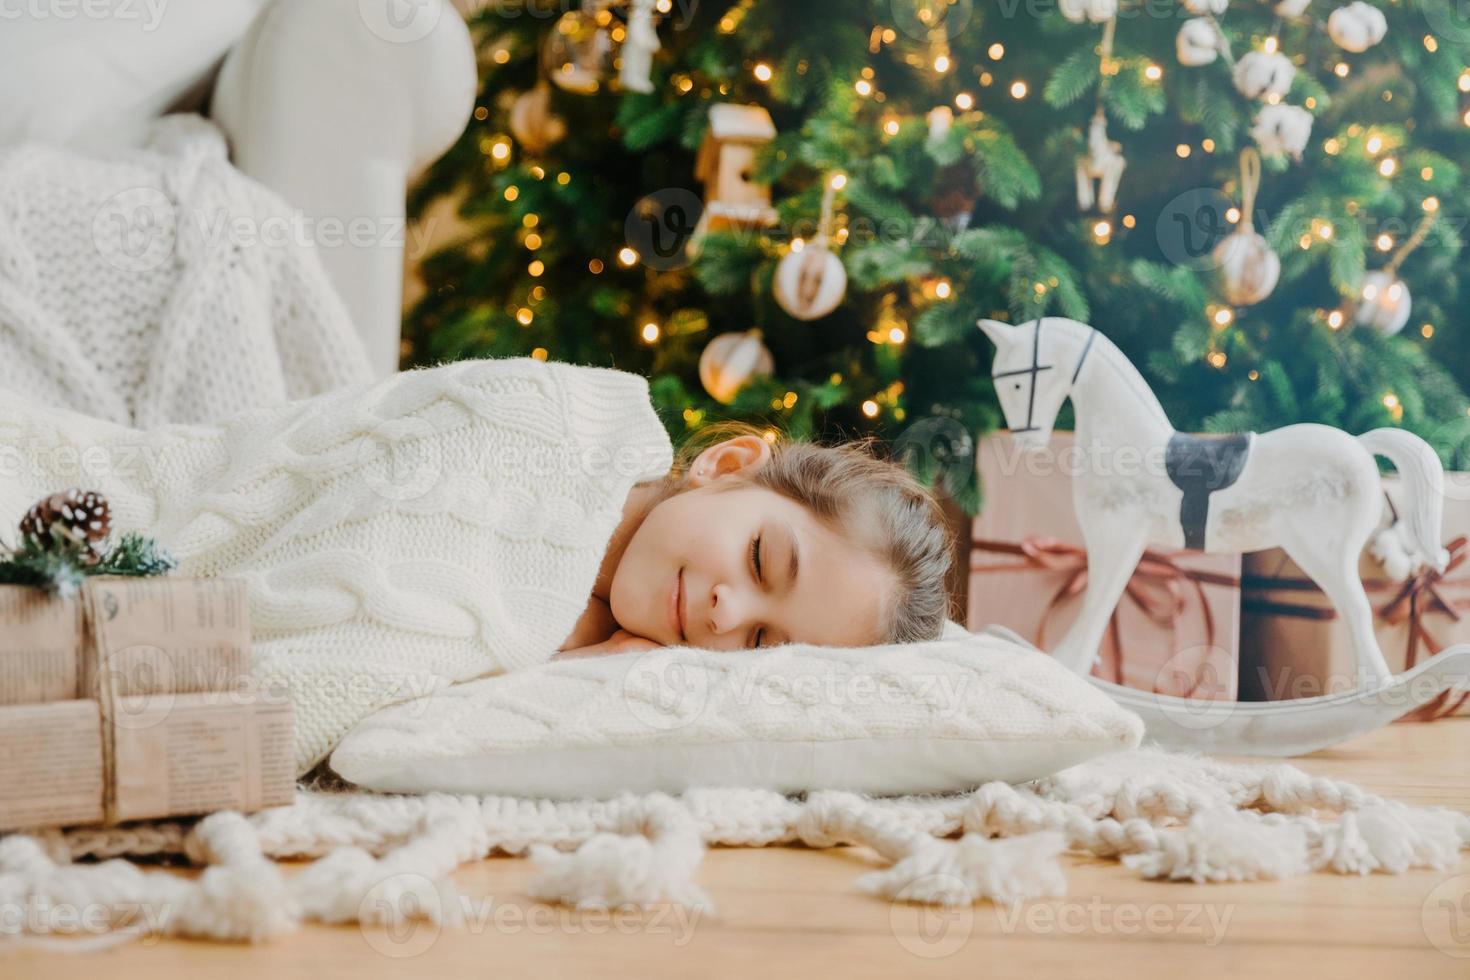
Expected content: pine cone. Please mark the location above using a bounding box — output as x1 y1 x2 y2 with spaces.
20 488 112 564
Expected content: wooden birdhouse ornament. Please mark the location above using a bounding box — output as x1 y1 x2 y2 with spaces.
694 104 779 235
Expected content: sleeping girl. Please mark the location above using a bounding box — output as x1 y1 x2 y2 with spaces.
0 355 955 772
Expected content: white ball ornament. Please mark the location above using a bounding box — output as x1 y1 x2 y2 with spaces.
773 245 848 321
508 83 567 155
699 329 774 404
1059 0 1118 23
1176 18 1228 67
1215 231 1281 306
1275 0 1311 17
1233 51 1296 101
1251 104 1313 161
1328 3 1388 53
1355 270 1412 335
1182 0 1227 13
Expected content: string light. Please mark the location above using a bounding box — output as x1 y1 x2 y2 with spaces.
1378 157 1397 177
1092 219 1112 243
1248 370 1260 381
934 279 952 299
1422 166 1435 180
888 326 907 344
1423 196 1440 212
753 62 773 82
1201 138 1215 152
557 172 571 185
1334 62 1350 77
1263 36 1279 54
1207 351 1227 368
1226 207 1240 223
1461 71 1470 93
640 321 660 343
589 259 604 274
1421 323 1435 338
855 79 874 97
618 247 639 266
531 347 548 361
1144 64 1162 81
473 106 489 121
523 214 539 228
1009 80 1027 99
1213 307 1234 327
504 186 520 201
988 43 1005 60
883 116 901 136
524 233 543 250
517 307 534 325
1323 138 1341 155
1424 35 1438 52
489 139 512 162
1375 233 1394 252
1327 310 1345 329
1176 143 1191 158
955 92 974 110
861 399 880 418
1365 135 1383 154
934 54 951 73
528 260 545 277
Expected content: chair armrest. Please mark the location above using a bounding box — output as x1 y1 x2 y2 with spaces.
210 0 476 377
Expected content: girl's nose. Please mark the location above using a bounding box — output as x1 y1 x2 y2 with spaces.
707 582 749 637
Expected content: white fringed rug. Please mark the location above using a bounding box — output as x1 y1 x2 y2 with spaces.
3 746 1467 945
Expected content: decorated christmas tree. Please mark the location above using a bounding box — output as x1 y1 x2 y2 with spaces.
405 0 1470 511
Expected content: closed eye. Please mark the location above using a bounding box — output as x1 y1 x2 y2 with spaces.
749 533 762 582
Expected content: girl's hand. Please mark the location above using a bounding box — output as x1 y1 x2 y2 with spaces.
555 629 664 659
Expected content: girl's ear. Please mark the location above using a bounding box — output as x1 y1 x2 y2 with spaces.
688 435 772 486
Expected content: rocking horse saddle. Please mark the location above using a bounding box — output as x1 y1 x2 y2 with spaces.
1164 431 1254 549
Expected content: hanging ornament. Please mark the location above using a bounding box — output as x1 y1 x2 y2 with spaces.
1275 0 1311 17
20 488 111 565
692 103 779 240
1328 3 1388 53
1355 271 1412 336
926 105 953 142
1353 212 1436 335
1232 51 1296 100
508 81 567 155
1250 104 1313 161
927 162 978 233
774 175 848 321
1059 0 1118 23
1181 0 1227 13
699 329 774 404
1214 148 1280 306
618 0 660 94
1076 108 1126 213
1176 18 1229 66
544 2 616 94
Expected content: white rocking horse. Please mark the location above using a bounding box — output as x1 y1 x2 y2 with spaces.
978 316 1470 755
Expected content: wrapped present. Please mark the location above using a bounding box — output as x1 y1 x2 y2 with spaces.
968 432 1241 700
1240 477 1470 721
0 575 294 830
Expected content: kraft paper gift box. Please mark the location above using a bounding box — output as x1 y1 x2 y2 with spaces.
967 431 1242 700
1240 476 1470 720
0 575 295 830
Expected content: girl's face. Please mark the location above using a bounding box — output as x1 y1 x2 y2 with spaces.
609 480 896 650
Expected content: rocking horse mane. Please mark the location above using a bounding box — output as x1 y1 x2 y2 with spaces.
1039 318 1172 429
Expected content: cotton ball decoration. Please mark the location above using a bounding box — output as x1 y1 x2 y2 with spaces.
1250 104 1313 161
1354 270 1412 335
1328 3 1388 53
1213 148 1279 306
1275 0 1311 17
1182 0 1227 13
699 329 774 404
1059 0 1118 23
1232 51 1296 101
1176 18 1228 67
509 82 567 155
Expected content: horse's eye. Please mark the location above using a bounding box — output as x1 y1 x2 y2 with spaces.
1013 381 1022 390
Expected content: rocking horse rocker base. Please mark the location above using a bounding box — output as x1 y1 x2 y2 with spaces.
979 316 1467 756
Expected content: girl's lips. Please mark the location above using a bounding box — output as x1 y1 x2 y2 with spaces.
668 566 687 644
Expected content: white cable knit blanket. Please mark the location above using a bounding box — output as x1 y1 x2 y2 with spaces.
0 114 375 428
3 746 1466 944
0 356 675 771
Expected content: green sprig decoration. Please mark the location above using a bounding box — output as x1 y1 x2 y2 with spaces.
0 520 177 600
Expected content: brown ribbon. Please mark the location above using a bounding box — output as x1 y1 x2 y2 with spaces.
970 535 1240 696
1240 535 1470 721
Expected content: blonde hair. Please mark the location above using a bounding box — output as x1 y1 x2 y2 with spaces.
661 421 956 644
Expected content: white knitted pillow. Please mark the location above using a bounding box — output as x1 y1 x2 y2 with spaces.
329 626 1145 798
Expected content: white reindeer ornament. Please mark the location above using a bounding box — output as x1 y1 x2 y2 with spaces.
1075 111 1126 213
979 316 1470 754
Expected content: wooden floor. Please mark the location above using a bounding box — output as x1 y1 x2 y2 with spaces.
11 719 1470 978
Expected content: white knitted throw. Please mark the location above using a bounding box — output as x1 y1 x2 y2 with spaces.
0 356 675 772
0 114 375 428
3 746 1465 944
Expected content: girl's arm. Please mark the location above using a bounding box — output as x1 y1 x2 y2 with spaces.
554 629 663 659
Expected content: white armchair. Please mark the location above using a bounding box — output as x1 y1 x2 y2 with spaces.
0 0 478 377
